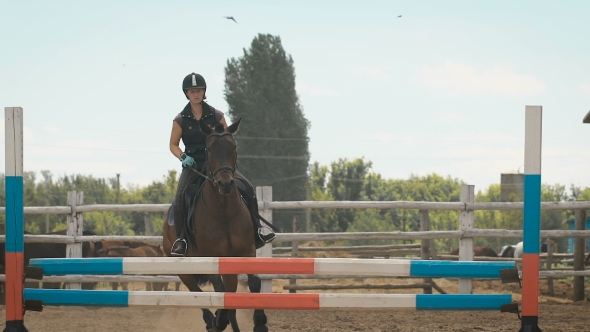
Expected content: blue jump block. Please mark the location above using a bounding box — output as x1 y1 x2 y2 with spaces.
416 294 513 310
410 260 515 279
29 258 124 275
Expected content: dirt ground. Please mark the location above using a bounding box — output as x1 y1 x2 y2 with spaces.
2 277 589 332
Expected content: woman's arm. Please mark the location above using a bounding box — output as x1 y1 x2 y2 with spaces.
169 121 183 159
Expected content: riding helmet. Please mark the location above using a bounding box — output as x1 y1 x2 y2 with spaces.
182 73 207 99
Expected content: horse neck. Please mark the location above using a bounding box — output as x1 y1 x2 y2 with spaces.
202 179 242 217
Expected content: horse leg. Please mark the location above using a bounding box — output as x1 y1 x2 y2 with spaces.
177 274 215 331
221 274 240 332
247 274 268 332
208 275 234 332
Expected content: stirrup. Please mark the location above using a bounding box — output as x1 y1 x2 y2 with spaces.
258 228 276 243
171 238 187 256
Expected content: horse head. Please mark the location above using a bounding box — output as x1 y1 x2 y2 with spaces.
199 118 242 195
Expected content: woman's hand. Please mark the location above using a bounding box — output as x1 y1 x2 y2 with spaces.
179 153 195 167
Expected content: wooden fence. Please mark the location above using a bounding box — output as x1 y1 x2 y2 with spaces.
1 185 589 299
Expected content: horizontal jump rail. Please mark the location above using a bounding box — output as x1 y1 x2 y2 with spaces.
23 289 513 311
3 228 590 244
29 257 515 279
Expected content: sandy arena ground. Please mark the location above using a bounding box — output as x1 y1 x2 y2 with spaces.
2 276 589 332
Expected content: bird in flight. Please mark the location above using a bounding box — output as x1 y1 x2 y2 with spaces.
223 16 238 24
397 15 402 18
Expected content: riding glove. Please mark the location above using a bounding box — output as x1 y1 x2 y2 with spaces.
179 153 195 167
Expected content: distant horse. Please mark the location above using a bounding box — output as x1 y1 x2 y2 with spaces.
450 246 498 257
501 241 549 259
500 245 516 258
163 118 268 332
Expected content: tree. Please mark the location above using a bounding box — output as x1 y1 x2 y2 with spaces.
224 33 311 230
326 158 372 231
309 162 337 232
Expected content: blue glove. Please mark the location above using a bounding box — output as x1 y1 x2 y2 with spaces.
179 153 194 167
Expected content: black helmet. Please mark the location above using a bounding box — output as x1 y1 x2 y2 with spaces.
182 73 207 95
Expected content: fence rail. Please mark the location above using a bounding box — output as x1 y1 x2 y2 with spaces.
2 200 590 215
2 228 589 245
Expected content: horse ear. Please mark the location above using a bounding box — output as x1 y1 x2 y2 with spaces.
227 118 241 134
199 119 213 135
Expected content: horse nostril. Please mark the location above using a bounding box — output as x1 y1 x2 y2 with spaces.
229 180 235 187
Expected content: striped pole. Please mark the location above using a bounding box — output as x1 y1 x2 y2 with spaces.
23 289 513 311
29 257 515 279
4 107 28 332
522 105 542 331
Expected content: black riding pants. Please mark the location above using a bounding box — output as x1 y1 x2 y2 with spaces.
173 164 205 238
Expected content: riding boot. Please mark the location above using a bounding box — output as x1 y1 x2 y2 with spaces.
171 200 188 257
248 201 276 249
171 228 188 257
234 173 277 249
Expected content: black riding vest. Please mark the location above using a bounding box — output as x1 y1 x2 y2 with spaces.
173 102 224 164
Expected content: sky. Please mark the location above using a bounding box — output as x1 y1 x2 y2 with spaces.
1 0 589 195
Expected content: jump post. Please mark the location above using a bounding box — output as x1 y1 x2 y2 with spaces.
520 105 543 332
4 107 28 332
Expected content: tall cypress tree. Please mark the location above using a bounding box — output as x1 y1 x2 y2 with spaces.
224 33 311 231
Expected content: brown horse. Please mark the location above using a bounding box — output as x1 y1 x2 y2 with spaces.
163 118 268 332
450 246 499 257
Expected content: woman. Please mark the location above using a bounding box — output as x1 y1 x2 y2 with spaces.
168 72 276 256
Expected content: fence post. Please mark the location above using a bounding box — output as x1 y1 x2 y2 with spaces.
458 184 474 294
573 209 587 302
256 186 273 293
289 215 300 293
545 238 554 296
420 210 433 294
65 190 84 290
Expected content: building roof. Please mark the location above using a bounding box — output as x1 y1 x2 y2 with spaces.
584 110 590 124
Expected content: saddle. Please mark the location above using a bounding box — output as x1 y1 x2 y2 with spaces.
167 174 277 232
167 177 205 229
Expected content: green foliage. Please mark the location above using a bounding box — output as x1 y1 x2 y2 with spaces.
309 157 589 253
309 162 337 232
0 162 587 254
473 183 576 252
327 158 372 231
223 33 311 231
0 170 178 236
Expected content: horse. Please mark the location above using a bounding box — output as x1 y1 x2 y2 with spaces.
163 118 268 332
501 241 548 258
450 246 499 257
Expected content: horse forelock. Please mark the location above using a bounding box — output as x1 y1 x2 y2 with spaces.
214 124 225 133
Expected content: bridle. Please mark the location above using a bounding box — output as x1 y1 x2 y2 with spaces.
188 132 237 188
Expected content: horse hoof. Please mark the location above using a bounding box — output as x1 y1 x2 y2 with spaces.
207 327 225 332
210 327 226 332
253 326 268 332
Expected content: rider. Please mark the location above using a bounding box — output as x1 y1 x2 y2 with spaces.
169 72 276 256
